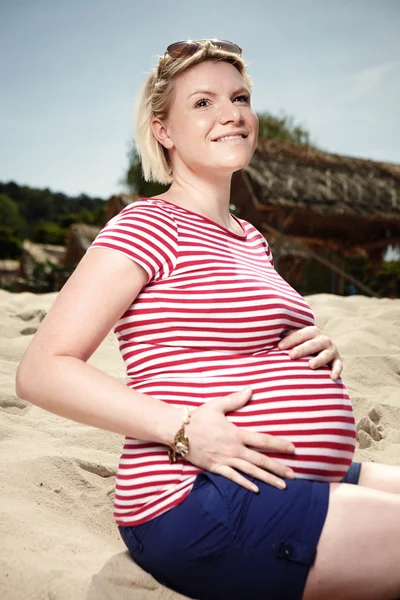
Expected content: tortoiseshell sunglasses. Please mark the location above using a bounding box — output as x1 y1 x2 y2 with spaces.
164 39 242 58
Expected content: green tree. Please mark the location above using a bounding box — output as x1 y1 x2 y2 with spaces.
32 222 69 245
0 193 27 235
257 111 313 145
0 225 22 259
0 181 107 255
59 208 105 228
20 186 53 223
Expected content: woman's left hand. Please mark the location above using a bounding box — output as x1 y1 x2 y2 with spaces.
277 326 343 381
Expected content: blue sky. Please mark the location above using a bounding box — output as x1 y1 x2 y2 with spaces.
1 0 399 199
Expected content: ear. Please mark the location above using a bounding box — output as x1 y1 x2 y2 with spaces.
151 117 174 149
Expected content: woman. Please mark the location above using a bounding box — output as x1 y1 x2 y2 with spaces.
16 40 400 600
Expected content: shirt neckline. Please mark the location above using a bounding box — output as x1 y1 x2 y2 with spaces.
141 197 248 240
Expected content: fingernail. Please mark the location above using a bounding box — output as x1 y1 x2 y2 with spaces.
277 480 286 489
241 387 252 394
285 471 295 479
251 484 259 493
288 444 296 452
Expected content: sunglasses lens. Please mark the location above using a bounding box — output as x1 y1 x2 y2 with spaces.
166 41 200 58
212 40 242 55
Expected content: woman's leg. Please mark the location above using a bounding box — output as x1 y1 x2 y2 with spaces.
358 461 400 494
302 482 400 600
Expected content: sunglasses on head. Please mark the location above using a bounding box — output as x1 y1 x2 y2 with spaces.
164 39 243 58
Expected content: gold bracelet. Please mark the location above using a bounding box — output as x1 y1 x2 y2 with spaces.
168 406 192 464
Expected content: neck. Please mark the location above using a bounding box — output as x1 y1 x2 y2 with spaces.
160 172 234 229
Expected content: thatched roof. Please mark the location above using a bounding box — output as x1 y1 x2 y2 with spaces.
231 140 400 254
244 139 400 219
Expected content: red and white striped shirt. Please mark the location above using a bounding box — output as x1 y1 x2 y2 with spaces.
86 197 356 526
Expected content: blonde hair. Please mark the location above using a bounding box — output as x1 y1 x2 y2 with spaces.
133 41 253 185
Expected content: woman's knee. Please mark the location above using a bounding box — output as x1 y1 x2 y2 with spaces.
302 482 400 600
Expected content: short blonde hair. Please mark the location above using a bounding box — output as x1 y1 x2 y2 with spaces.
134 41 253 185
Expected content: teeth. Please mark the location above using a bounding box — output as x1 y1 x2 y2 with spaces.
215 134 245 142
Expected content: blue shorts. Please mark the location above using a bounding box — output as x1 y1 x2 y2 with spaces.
118 461 362 600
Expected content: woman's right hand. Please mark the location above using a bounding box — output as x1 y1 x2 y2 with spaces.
185 387 296 493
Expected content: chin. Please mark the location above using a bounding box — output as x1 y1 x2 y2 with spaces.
215 164 248 176
220 156 253 171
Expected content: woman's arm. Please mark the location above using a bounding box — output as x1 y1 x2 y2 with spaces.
15 247 183 445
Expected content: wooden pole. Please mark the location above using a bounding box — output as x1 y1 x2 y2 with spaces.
337 255 345 295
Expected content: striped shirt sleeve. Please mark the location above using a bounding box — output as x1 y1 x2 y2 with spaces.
249 224 274 268
86 202 178 284
263 236 275 267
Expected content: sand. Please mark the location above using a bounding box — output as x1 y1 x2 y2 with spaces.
0 289 399 599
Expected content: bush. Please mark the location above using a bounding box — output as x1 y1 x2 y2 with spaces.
0 225 23 258
32 222 69 245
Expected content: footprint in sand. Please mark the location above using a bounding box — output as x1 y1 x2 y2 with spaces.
74 458 116 479
71 459 116 495
20 326 38 335
16 309 46 335
356 407 384 449
0 393 31 415
15 309 47 322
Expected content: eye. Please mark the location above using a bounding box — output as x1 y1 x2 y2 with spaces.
194 98 210 108
234 95 250 103
194 94 250 109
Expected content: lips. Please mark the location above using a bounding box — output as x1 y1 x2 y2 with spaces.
212 132 248 142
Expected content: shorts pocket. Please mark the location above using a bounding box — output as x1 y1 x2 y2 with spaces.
194 472 232 528
118 517 160 556
151 472 233 563
274 480 330 567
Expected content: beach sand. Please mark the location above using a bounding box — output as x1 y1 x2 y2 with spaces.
1 289 399 599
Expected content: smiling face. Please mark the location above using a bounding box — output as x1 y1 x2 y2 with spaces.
151 60 259 179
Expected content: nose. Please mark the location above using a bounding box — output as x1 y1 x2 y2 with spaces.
218 99 244 124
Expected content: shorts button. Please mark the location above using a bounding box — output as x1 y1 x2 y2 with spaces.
281 542 294 557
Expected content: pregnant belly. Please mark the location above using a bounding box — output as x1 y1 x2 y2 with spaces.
128 350 357 482
225 352 357 481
